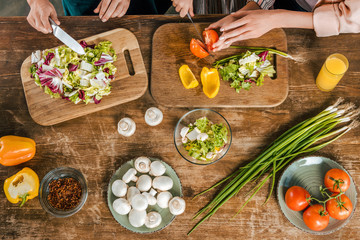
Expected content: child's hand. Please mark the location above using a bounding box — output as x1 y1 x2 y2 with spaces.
208 10 277 51
94 0 131 22
172 0 194 18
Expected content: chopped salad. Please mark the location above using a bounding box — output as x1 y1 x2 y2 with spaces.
181 117 228 161
214 50 276 92
29 40 117 104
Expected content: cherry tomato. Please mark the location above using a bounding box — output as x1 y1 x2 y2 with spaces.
324 168 350 193
285 186 310 211
326 193 353 220
202 30 219 51
190 39 209 58
303 204 329 231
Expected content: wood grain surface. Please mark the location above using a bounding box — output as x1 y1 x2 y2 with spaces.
0 16 360 240
151 23 288 108
20 28 148 126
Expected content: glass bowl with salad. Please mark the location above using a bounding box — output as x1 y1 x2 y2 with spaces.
174 109 232 165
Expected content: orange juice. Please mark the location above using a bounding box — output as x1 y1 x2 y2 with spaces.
316 53 349 92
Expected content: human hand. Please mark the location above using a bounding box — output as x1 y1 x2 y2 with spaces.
208 10 277 51
94 0 131 22
27 0 60 34
172 0 194 18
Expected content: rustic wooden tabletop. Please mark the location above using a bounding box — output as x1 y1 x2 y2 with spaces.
0 16 359 240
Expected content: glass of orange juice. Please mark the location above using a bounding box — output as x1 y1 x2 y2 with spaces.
316 53 349 92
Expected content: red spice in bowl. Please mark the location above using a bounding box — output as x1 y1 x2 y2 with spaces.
47 177 82 210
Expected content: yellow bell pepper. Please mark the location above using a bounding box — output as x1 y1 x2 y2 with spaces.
201 67 220 98
179 65 199 89
0 136 36 166
4 167 39 207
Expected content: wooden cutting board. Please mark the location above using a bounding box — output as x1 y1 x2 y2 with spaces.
151 23 288 108
20 28 147 126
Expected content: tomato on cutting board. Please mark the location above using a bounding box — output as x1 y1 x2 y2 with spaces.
326 193 353 220
324 168 350 193
285 186 310 211
203 30 219 51
303 204 329 231
189 30 219 58
190 39 209 59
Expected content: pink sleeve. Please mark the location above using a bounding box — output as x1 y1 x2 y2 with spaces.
313 0 360 37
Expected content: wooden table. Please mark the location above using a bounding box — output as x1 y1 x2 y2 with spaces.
0 16 359 240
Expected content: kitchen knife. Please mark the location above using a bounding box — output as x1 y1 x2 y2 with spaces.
186 13 205 43
49 18 85 55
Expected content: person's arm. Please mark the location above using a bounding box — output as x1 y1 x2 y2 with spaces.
26 0 60 34
94 0 130 22
211 9 313 52
313 0 360 37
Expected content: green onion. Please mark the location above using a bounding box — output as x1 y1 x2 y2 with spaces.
188 98 359 235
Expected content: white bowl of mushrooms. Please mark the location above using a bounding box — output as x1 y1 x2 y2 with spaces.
107 157 185 233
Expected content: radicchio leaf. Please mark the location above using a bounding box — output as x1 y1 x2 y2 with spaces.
93 96 101 104
39 68 63 93
44 52 55 65
103 68 110 74
80 40 95 49
258 51 269 62
78 90 85 100
244 79 255 83
94 53 113 66
68 63 78 72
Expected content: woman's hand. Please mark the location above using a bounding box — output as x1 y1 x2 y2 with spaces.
27 0 60 34
172 0 194 18
94 0 131 22
209 10 277 51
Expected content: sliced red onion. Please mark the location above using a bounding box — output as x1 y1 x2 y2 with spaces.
94 53 113 66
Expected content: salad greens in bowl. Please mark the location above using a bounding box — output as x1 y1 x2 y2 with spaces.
29 40 117 104
174 109 232 165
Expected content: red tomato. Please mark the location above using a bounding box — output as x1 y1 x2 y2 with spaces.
324 168 350 193
285 186 310 211
303 204 329 231
190 39 209 59
326 193 353 220
202 30 219 51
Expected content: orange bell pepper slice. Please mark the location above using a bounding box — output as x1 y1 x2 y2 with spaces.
201 67 220 98
0 136 36 166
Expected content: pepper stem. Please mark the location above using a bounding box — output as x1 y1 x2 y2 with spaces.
19 193 29 207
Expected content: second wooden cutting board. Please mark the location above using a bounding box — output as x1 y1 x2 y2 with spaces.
151 23 288 108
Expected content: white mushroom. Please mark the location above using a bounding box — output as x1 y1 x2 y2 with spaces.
117 117 136 137
127 186 140 203
145 211 162 228
122 168 138 183
149 188 157 197
153 176 173 191
156 191 173 208
136 175 152 192
128 209 146 228
142 192 157 206
134 157 151 173
112 198 131 215
149 161 166 177
131 194 149 211
111 180 128 197
169 197 186 215
144 107 163 126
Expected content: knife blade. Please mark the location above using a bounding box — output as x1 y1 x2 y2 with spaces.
49 18 85 55
186 13 204 42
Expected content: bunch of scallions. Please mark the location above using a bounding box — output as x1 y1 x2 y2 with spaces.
188 98 359 235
